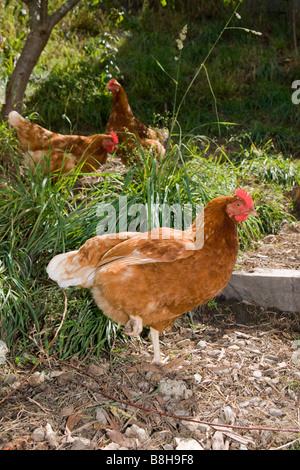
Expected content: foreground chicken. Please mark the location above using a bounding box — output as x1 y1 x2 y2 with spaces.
105 78 167 164
47 189 257 363
8 111 118 174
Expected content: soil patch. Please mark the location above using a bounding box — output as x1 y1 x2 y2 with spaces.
237 222 300 272
1 301 299 451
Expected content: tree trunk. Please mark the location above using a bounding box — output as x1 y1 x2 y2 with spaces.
2 27 51 117
1 0 82 119
292 0 298 54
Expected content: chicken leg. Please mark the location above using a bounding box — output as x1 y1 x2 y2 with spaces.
150 327 162 364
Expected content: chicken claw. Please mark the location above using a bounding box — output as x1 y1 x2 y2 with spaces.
124 315 143 337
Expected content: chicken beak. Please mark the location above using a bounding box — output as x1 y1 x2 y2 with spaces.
247 208 258 217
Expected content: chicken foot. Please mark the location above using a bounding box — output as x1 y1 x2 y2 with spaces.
124 315 143 337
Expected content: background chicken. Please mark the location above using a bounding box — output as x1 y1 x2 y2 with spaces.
47 189 257 363
105 78 168 164
8 111 118 174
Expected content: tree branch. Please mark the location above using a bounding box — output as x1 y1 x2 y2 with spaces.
21 0 41 29
47 0 82 29
40 0 49 25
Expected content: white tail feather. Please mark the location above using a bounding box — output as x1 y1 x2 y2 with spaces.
8 111 27 129
47 251 97 289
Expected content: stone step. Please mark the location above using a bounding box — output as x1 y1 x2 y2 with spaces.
221 269 300 313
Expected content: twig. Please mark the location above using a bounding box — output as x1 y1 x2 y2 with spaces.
0 290 68 406
27 397 52 413
68 363 300 435
273 438 300 450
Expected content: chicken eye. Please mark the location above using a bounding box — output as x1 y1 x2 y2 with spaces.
236 202 241 207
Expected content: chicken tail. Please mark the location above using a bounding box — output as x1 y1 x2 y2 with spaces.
46 250 97 289
8 111 29 130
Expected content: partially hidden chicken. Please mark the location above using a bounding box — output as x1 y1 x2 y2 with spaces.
47 189 257 363
8 111 118 174
105 78 167 164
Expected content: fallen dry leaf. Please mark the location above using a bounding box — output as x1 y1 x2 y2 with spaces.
2 437 31 450
106 429 137 449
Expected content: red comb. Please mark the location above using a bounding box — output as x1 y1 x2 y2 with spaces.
235 188 254 207
108 78 116 85
109 132 118 144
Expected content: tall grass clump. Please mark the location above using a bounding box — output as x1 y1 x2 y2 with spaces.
0 149 127 357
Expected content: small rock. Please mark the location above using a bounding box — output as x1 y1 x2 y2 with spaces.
264 369 276 377
71 438 92 450
291 350 300 365
174 437 203 450
5 373 17 385
250 397 261 405
239 444 248 450
196 340 207 349
159 378 189 399
268 408 285 418
207 349 221 357
163 444 174 450
125 425 149 443
27 371 45 387
194 373 202 383
32 426 45 442
0 340 8 364
95 408 108 425
239 400 250 408
291 340 300 350
60 405 74 417
252 370 262 379
56 371 75 386
278 362 287 369
87 363 106 377
11 381 21 389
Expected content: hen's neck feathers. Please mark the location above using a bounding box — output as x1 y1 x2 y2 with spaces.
112 86 134 119
186 196 238 249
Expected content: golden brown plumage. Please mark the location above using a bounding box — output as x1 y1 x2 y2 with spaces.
47 190 257 363
8 111 118 174
105 79 167 164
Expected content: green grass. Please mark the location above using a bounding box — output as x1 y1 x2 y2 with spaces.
2 0 298 155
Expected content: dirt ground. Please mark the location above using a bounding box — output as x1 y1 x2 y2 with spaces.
0 223 299 451
0 301 299 451
237 222 300 272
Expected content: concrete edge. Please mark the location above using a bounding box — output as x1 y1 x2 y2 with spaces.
220 268 300 313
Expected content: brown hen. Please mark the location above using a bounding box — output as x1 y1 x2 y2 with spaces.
8 111 118 174
47 189 257 363
105 78 167 164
